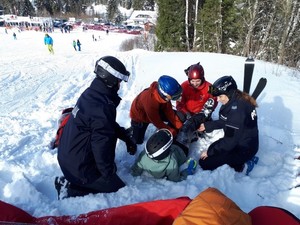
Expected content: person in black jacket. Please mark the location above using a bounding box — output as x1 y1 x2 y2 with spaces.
56 56 136 199
198 76 259 173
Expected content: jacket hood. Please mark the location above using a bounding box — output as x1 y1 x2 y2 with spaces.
150 82 168 103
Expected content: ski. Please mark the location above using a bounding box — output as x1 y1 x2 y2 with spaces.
243 57 255 94
251 77 267 99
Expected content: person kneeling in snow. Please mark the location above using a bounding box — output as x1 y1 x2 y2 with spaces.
56 56 136 199
198 76 259 175
131 129 197 182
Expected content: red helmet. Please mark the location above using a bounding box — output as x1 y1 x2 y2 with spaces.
188 64 205 81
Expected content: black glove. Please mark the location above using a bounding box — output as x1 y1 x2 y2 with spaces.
116 126 137 155
185 112 192 120
124 127 137 155
126 138 137 155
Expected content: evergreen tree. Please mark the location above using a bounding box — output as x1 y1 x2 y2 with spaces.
196 0 221 52
107 0 119 22
196 0 241 54
19 0 35 16
155 0 186 51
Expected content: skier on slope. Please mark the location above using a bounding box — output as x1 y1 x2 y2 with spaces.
44 33 54 54
198 76 259 175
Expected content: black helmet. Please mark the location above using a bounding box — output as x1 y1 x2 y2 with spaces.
157 75 182 101
208 76 237 98
94 56 130 88
145 129 173 160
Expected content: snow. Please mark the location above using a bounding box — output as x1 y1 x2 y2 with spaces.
0 27 299 219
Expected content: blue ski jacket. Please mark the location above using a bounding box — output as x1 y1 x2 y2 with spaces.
44 35 53 45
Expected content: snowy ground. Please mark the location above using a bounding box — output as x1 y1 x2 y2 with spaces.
0 27 299 218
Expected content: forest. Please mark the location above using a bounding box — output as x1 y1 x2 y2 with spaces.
0 0 299 68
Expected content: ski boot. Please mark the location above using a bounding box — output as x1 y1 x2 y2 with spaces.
186 158 197 175
54 176 69 200
246 156 259 175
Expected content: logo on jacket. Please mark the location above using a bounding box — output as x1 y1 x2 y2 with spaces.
72 106 80 118
220 114 227 121
251 109 257 120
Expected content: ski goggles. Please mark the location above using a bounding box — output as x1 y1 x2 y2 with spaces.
158 85 182 101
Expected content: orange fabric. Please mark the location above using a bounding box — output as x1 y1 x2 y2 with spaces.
249 206 300 225
173 187 252 225
176 80 216 115
130 82 183 135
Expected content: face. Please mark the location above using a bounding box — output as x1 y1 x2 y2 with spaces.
217 94 229 105
190 79 202 88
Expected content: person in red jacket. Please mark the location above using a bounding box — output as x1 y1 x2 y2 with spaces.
176 63 216 121
129 75 183 145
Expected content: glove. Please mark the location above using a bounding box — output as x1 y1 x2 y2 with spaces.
124 127 137 155
126 139 137 155
116 126 137 155
186 158 197 175
185 112 191 120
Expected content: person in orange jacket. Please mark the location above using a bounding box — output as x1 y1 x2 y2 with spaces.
176 63 217 121
129 75 183 144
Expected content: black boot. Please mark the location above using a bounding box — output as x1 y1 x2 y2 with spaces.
54 176 69 200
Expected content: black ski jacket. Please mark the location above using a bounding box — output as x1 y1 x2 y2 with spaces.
204 94 259 156
58 78 125 185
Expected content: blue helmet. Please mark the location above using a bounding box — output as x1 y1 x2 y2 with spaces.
157 75 182 101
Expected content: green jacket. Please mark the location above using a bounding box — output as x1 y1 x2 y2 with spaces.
131 144 188 182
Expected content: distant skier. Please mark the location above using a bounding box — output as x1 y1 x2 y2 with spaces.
77 39 81 51
72 40 77 51
13 32 17 40
44 33 54 54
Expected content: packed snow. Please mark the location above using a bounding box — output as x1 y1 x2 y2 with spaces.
0 27 299 219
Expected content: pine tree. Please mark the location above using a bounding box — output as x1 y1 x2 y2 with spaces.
155 0 186 51
107 0 119 22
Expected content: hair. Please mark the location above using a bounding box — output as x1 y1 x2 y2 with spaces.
235 89 258 107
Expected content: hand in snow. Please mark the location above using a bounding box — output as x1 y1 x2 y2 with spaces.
200 150 208 160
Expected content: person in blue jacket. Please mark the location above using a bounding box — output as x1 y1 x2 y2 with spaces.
44 33 54 54
56 56 136 199
198 76 259 174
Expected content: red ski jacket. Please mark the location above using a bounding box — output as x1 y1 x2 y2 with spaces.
130 82 183 136
176 80 216 115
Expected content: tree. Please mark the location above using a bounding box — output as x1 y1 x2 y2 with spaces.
155 0 186 51
107 0 119 21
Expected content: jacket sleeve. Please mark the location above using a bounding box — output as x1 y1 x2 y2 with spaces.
90 103 118 179
131 152 145 176
166 158 185 182
176 95 189 114
204 119 224 133
207 103 247 156
144 100 182 135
